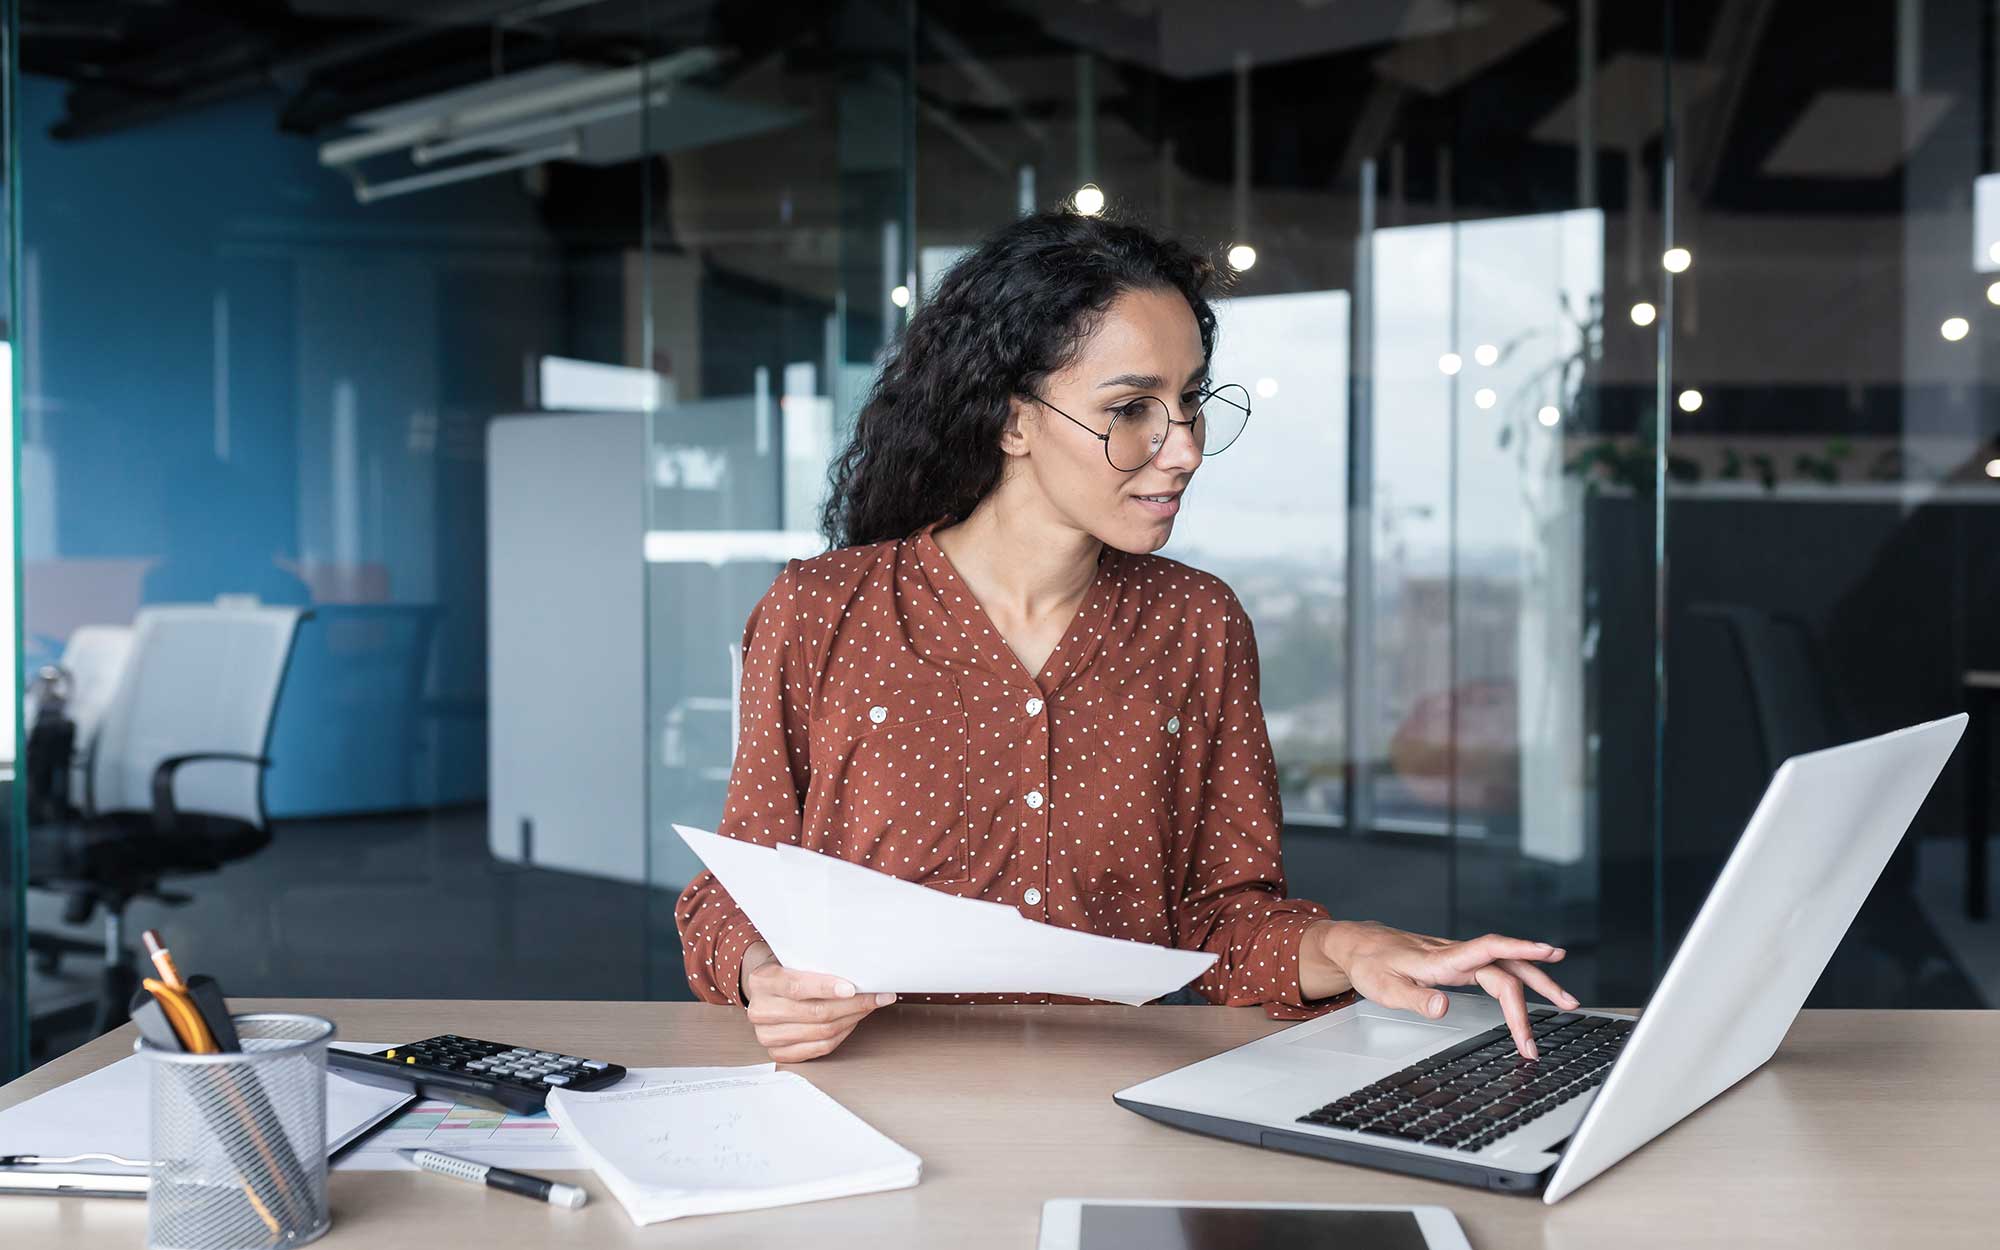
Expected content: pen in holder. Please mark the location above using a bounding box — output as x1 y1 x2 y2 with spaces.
140 1013 334 1250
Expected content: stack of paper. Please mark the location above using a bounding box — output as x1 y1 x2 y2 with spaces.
545 1072 920 1225
675 824 1216 1005
0 1047 412 1187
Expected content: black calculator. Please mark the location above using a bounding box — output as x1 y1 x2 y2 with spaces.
327 1034 628 1114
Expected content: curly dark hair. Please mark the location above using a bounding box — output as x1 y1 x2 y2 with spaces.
820 210 1223 548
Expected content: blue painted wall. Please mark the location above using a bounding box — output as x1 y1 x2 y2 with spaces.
20 76 586 816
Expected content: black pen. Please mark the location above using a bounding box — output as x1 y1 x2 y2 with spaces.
396 1148 587 1209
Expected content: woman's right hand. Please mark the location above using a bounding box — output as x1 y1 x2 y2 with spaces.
739 943 896 1062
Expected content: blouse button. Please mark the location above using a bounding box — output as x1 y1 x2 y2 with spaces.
1023 887 1044 906
1167 716 1181 735
1024 789 1045 810
1025 697 1045 716
869 705 888 724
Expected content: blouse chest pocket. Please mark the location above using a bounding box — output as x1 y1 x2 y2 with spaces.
807 679 971 884
1068 689 1207 793
1057 687 1207 896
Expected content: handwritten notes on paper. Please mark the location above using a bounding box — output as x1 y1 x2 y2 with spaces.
544 1073 921 1225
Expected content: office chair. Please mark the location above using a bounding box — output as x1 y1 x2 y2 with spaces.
1685 602 1950 1000
264 603 440 814
24 624 137 978
28 605 305 1037
1686 603 1848 773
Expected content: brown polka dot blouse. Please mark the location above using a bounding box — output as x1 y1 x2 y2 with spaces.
675 524 1354 1020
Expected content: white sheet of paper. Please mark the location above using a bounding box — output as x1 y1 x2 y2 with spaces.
330 1059 775 1171
676 824 1215 1005
545 1071 920 1225
0 1046 412 1177
679 832 809 970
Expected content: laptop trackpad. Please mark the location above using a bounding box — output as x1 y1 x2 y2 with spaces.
1287 1013 1459 1060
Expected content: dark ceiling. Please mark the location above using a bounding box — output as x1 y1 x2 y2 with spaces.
13 0 1967 218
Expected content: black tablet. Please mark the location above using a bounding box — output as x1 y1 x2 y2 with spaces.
1037 1200 1473 1250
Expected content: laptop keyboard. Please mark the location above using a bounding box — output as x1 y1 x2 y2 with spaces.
1297 1008 1634 1152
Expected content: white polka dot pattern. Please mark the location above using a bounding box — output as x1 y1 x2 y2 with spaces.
673 523 1342 1020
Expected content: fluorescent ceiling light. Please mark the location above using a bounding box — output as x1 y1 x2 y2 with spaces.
320 49 721 168
415 89 669 165
320 48 796 204
354 138 576 204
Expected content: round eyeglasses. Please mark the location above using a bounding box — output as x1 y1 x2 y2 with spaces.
1030 383 1251 472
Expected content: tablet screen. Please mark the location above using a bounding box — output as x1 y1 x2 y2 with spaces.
1078 1205 1432 1250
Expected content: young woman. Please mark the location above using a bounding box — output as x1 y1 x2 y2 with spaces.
676 210 1576 1063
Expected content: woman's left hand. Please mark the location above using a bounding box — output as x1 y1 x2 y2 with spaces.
1314 921 1579 1059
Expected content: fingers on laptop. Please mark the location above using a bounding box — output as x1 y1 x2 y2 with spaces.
1475 965 1538 1059
1499 958 1580 1012
1444 934 1564 976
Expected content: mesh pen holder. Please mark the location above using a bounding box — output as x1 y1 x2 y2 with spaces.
141 1013 335 1250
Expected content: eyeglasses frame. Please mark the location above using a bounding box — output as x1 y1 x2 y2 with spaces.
1025 383 1252 471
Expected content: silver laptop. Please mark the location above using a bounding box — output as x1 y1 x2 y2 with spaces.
1115 714 1967 1202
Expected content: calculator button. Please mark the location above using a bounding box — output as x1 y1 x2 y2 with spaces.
581 1061 609 1071
534 1052 559 1060
544 1074 572 1086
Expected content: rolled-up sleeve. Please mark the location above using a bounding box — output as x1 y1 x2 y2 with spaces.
675 563 813 1005
1173 595 1353 1020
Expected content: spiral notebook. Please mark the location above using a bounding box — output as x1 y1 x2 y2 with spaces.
545 1071 921 1225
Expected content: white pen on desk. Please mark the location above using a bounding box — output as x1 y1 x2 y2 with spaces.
0 1152 149 1169
397 1148 587 1209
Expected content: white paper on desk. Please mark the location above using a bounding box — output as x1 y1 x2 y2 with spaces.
545 1071 920 1226
0 1047 411 1178
676 824 1216 1005
331 1060 775 1171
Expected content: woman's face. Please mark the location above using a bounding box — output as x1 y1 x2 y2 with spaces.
1012 286 1208 555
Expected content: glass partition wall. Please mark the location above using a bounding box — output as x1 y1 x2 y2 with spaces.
1657 0 1995 1007
2 0 1989 1071
13 2 666 1061
635 2 916 990
638 2 1649 1005
1 0 22 1083
642 0 1997 1010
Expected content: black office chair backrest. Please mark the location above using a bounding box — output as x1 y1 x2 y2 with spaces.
1686 603 1850 777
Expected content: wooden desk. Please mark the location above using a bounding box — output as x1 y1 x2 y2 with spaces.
3 1001 1996 1248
